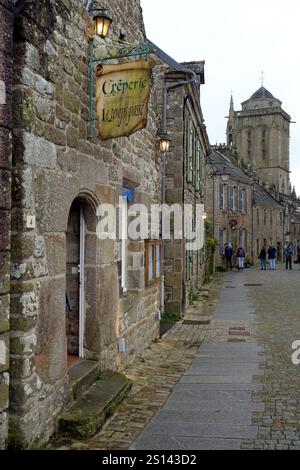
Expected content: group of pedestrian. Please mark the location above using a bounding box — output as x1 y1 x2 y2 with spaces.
224 243 245 271
224 241 300 272
258 245 277 270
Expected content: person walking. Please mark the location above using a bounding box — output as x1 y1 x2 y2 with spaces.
285 243 293 270
259 246 267 270
267 244 277 270
237 246 246 270
225 242 233 271
297 244 300 269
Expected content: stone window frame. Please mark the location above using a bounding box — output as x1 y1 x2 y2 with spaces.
220 182 226 210
238 187 247 213
186 118 194 184
145 240 162 287
232 186 238 212
264 209 267 225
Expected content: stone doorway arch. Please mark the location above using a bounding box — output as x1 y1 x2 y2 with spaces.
65 192 100 367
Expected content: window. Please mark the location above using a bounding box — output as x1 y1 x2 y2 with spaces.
186 119 194 183
257 209 260 226
145 240 161 286
228 185 232 210
247 129 252 159
220 182 226 210
232 187 238 211
195 140 202 192
261 128 267 160
264 210 267 225
239 188 246 212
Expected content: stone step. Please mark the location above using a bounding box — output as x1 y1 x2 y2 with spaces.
59 372 132 440
66 359 101 401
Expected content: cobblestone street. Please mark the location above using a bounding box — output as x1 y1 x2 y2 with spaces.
134 265 300 450
51 265 300 450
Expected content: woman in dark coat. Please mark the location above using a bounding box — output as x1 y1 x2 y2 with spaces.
259 246 267 270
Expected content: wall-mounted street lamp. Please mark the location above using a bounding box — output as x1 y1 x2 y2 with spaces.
93 6 113 38
157 131 171 153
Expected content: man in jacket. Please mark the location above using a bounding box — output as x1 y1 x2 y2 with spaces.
259 246 267 270
267 245 277 270
285 243 293 270
225 242 233 271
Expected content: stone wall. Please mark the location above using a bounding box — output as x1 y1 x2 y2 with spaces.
0 0 13 450
9 0 161 448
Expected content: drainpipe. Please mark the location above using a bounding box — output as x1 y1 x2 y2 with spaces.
0 0 13 450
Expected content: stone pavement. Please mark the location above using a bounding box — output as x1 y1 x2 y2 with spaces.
52 265 300 450
133 265 300 450
49 275 223 450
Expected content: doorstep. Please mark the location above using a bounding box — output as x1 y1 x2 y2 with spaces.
58 371 132 440
67 359 101 401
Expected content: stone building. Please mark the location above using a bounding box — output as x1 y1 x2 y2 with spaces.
290 204 300 255
161 62 210 315
0 0 169 448
206 145 285 267
252 183 285 262
227 87 291 196
226 87 293 247
205 147 253 267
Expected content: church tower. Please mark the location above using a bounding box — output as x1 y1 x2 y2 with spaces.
227 86 291 195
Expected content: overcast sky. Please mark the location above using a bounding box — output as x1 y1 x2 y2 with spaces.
141 0 300 194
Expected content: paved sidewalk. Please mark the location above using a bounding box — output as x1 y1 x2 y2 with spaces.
50 275 222 450
133 271 265 450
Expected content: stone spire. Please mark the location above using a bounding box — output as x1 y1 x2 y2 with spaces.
227 94 235 147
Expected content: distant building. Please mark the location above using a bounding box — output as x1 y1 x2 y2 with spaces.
205 148 253 266
227 87 291 197
224 86 295 252
205 146 284 267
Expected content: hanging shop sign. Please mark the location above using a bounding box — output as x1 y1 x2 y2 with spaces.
95 60 153 141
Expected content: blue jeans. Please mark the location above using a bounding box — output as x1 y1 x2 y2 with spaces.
260 259 266 270
269 258 276 270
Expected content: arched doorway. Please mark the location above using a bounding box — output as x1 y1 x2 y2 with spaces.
66 200 86 366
